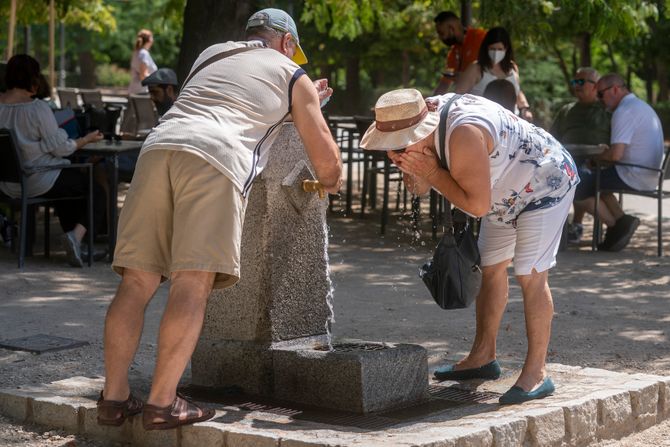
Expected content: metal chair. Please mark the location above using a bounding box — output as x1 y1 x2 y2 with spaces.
79 89 105 109
57 88 80 109
593 146 670 256
120 95 158 139
0 128 93 268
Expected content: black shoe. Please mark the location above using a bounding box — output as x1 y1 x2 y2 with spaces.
81 246 109 262
597 226 618 251
606 215 640 252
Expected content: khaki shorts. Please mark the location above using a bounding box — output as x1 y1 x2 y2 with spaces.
112 149 246 289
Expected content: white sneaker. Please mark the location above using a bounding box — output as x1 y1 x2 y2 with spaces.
61 232 83 267
567 223 583 244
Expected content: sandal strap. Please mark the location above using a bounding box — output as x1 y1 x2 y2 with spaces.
144 393 208 422
97 391 143 423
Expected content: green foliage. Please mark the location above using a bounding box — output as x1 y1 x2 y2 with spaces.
91 0 185 69
0 0 116 32
478 0 656 43
95 62 130 86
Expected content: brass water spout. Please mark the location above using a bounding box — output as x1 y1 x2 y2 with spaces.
302 180 325 199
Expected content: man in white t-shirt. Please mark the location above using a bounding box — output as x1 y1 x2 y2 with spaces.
573 73 664 251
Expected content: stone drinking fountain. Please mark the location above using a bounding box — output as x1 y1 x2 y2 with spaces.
191 123 427 413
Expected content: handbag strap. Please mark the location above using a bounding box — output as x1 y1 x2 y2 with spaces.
181 45 258 89
437 94 462 230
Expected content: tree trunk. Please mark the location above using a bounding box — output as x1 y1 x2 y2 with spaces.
177 0 260 87
402 50 409 87
551 43 571 89
656 58 668 102
460 0 472 27
345 56 360 113
78 50 96 88
578 32 591 68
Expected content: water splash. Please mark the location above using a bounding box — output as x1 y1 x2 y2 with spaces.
322 219 335 351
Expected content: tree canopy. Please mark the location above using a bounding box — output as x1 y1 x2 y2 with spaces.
2 0 669 128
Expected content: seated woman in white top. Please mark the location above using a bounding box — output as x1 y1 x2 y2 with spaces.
0 54 104 267
454 27 533 122
128 29 158 95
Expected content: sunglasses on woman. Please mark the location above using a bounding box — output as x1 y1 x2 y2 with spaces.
569 79 595 87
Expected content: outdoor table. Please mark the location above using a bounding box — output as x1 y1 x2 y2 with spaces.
564 143 603 165
79 140 143 260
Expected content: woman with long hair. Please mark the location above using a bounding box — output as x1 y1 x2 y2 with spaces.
454 27 533 121
128 29 157 95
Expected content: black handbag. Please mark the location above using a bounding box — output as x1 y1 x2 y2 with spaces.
419 94 482 309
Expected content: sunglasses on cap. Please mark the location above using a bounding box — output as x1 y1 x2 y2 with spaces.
570 79 595 87
597 85 616 99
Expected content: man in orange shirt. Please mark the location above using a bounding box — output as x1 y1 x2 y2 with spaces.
433 11 486 95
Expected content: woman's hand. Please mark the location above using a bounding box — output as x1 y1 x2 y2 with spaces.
390 145 442 182
85 130 104 144
425 98 438 112
75 130 103 150
519 107 533 122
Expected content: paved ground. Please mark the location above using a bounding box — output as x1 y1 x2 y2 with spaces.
0 190 669 445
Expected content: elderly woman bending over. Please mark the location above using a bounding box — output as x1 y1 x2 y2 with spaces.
360 90 578 404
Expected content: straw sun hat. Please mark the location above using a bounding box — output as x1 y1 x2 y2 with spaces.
360 88 439 151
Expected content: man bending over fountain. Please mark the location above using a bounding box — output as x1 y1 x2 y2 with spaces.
97 8 342 430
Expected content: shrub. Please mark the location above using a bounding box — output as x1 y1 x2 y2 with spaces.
95 64 130 87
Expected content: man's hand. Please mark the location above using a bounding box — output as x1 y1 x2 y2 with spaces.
313 78 333 104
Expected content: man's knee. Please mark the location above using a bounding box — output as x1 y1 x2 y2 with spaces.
170 271 216 296
119 268 161 293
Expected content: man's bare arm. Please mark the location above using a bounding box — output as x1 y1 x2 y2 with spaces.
291 75 342 194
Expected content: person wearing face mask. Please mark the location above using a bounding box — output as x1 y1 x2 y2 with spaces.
454 27 533 122
141 68 179 117
433 11 486 95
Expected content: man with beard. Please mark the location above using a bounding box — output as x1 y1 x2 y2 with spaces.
141 68 179 117
433 11 486 95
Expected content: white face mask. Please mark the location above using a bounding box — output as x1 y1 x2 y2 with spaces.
488 49 506 65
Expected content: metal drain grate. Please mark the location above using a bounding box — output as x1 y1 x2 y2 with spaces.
313 342 389 352
237 401 302 417
0 334 89 354
428 384 500 403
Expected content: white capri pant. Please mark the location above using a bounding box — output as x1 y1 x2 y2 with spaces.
478 190 575 276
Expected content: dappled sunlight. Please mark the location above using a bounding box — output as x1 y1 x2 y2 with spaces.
17 296 86 304
618 329 667 343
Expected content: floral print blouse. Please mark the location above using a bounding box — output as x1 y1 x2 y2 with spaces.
431 93 580 227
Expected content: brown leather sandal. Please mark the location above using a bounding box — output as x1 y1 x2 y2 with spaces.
142 393 215 430
96 391 144 426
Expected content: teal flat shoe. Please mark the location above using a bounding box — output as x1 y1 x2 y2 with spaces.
433 359 501 381
499 377 555 405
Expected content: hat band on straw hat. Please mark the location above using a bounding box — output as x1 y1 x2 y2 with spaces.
375 107 428 132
